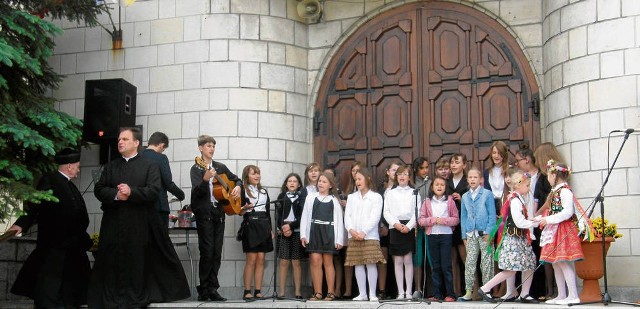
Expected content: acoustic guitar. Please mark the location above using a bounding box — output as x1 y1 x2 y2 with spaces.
194 157 242 215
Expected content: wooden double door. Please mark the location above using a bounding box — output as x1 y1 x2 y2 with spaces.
314 1 540 187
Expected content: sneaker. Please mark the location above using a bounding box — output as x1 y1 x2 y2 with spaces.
352 294 368 301
369 296 379 302
444 296 456 302
427 296 442 302
396 294 406 300
547 296 566 304
457 295 472 302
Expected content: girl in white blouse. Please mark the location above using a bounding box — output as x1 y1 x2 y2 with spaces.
383 165 420 299
344 168 386 301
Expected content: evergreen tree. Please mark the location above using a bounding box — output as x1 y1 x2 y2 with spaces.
0 0 107 222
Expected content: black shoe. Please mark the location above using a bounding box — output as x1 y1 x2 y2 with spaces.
209 291 227 302
517 295 540 304
501 296 517 302
478 289 496 303
197 294 210 301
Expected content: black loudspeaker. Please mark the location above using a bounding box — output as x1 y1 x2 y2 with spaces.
83 79 137 144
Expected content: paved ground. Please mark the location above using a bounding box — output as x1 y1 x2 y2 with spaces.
2 299 638 309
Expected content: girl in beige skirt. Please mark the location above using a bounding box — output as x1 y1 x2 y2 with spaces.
344 168 386 301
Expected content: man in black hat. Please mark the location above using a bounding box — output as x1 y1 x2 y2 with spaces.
9 148 93 308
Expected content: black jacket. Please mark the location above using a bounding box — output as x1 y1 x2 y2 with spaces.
190 160 241 218
275 191 304 231
141 148 185 213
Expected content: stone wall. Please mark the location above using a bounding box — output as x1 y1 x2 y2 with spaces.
541 0 640 288
0 238 35 301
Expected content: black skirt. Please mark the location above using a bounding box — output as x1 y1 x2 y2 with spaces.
242 213 274 253
276 231 304 260
389 220 415 256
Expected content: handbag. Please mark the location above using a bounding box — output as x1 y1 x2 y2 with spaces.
236 220 248 242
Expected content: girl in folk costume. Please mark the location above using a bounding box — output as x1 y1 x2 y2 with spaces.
275 173 305 299
300 172 345 301
479 171 539 303
239 165 274 300
344 168 386 301
418 176 459 302
539 160 593 305
383 165 419 299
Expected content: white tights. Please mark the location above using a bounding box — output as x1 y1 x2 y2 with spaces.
480 269 534 298
393 254 413 296
551 261 578 301
355 264 378 298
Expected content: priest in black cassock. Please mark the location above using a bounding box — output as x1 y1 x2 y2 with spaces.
88 127 190 308
9 148 92 308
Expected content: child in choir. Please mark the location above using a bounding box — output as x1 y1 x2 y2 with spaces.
302 162 321 196
478 171 539 303
436 157 451 180
239 165 274 300
446 154 468 297
383 165 419 299
539 160 584 305
418 176 459 302
300 173 345 301
275 173 305 299
411 157 431 298
458 166 496 301
323 165 352 300
378 161 400 299
345 161 365 194
344 168 386 301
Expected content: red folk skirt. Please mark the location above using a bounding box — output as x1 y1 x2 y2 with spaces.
540 220 584 263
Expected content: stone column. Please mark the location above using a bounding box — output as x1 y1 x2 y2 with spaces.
542 0 640 290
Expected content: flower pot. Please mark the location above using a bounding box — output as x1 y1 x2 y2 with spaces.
575 237 615 302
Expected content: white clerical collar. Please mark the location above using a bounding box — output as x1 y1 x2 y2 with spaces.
122 153 138 162
57 170 71 181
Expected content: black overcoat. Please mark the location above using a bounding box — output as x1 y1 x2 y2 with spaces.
11 171 92 307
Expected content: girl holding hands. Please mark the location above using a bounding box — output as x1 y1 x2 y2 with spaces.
478 171 539 303
539 160 584 305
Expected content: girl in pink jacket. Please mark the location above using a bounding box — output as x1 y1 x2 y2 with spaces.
418 176 459 302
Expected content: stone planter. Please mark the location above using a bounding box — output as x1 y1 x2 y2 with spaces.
575 237 615 302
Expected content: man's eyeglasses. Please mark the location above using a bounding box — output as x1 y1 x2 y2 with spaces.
515 157 527 163
397 172 410 176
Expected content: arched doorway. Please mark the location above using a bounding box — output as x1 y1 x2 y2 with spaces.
314 1 540 187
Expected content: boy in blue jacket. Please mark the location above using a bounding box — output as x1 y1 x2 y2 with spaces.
458 167 496 301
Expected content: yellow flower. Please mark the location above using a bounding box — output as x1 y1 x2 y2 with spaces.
591 217 622 239
90 233 100 252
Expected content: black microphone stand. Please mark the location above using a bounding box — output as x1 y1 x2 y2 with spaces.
265 195 306 303
569 131 639 307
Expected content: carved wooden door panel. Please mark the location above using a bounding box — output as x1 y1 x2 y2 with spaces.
315 2 540 186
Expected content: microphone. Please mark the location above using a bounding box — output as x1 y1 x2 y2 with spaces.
413 176 429 195
269 191 301 204
611 128 638 134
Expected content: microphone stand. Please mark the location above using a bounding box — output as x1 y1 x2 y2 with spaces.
569 131 639 307
265 196 306 303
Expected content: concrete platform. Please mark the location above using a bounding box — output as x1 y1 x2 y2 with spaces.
2 299 639 309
